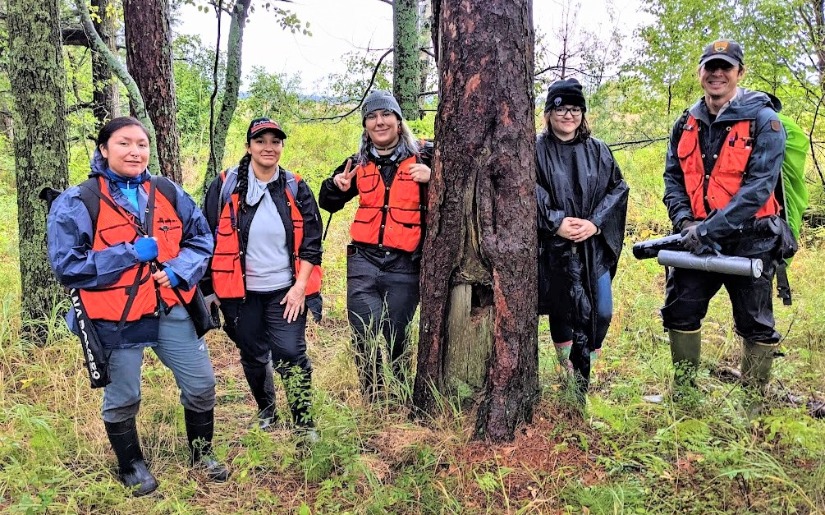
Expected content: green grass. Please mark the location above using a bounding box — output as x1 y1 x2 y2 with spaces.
1 118 824 514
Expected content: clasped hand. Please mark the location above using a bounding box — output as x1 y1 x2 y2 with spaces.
556 217 598 243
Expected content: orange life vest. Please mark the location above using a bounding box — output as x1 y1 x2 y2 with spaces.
678 114 779 219
211 170 322 300
80 177 195 322
349 156 424 252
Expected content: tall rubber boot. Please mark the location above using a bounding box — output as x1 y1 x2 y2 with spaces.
554 341 574 380
104 418 159 496
741 340 777 416
184 409 230 482
669 328 701 387
569 339 591 407
354 336 383 403
285 370 314 428
241 360 277 429
286 370 319 444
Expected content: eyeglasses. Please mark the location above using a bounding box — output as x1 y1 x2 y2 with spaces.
552 106 583 117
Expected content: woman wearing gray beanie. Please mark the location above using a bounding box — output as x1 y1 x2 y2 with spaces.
536 78 629 406
319 90 433 402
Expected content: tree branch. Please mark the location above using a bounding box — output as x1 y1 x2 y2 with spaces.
303 48 394 121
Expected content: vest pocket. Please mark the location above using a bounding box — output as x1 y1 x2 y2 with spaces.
353 207 380 225
211 252 239 272
388 207 421 227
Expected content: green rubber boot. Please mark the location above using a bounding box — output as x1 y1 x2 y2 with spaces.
741 340 778 416
669 329 701 388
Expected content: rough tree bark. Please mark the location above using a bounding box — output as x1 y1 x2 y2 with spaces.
92 0 120 128
393 0 421 119
413 0 538 442
75 0 158 171
123 0 182 183
7 0 69 325
204 0 253 192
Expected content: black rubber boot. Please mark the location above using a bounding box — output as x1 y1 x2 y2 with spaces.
285 370 314 428
104 418 159 497
241 360 278 429
569 339 591 408
184 409 229 482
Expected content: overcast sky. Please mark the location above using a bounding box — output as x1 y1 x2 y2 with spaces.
176 0 645 93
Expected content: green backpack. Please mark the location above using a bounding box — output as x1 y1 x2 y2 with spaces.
774 112 809 245
764 112 809 305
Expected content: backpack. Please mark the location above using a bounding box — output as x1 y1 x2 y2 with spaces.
768 112 809 246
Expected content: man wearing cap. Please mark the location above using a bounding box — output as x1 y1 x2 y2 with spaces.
661 39 787 406
319 90 433 401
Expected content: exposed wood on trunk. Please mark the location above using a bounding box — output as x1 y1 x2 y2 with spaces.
413 0 538 442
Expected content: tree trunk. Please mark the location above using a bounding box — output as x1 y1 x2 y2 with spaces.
92 0 120 129
7 0 69 326
393 0 421 119
204 0 253 193
413 0 538 442
123 0 182 183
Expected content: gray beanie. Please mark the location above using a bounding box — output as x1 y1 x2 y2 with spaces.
361 90 403 125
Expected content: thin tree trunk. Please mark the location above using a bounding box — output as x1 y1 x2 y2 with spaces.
92 0 120 129
204 0 253 193
123 0 182 183
75 0 158 170
413 0 538 442
394 0 421 119
7 0 69 326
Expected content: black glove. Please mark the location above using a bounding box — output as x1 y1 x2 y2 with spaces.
680 223 716 255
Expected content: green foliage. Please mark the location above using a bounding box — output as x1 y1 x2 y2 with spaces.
245 67 303 122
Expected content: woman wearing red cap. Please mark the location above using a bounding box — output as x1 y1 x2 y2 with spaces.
202 117 323 436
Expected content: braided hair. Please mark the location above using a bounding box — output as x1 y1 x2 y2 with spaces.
236 152 252 212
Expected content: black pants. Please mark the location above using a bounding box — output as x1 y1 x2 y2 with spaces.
221 288 312 423
661 231 781 343
346 251 420 397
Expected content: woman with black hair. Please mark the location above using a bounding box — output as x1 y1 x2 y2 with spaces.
47 116 228 496
536 79 629 405
202 118 323 437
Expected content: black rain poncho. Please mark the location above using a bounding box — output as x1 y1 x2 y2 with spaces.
536 131 629 351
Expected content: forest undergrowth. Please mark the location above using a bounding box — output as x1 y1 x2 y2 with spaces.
1 120 824 514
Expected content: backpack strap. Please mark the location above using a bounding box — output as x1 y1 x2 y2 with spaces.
283 170 299 200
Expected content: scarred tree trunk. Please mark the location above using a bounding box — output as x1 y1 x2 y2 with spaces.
123 0 182 183
92 0 120 128
393 0 421 119
7 0 69 325
413 0 538 442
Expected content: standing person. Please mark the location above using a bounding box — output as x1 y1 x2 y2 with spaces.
201 118 323 436
536 78 629 405
318 90 433 401
661 40 787 402
46 117 228 497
